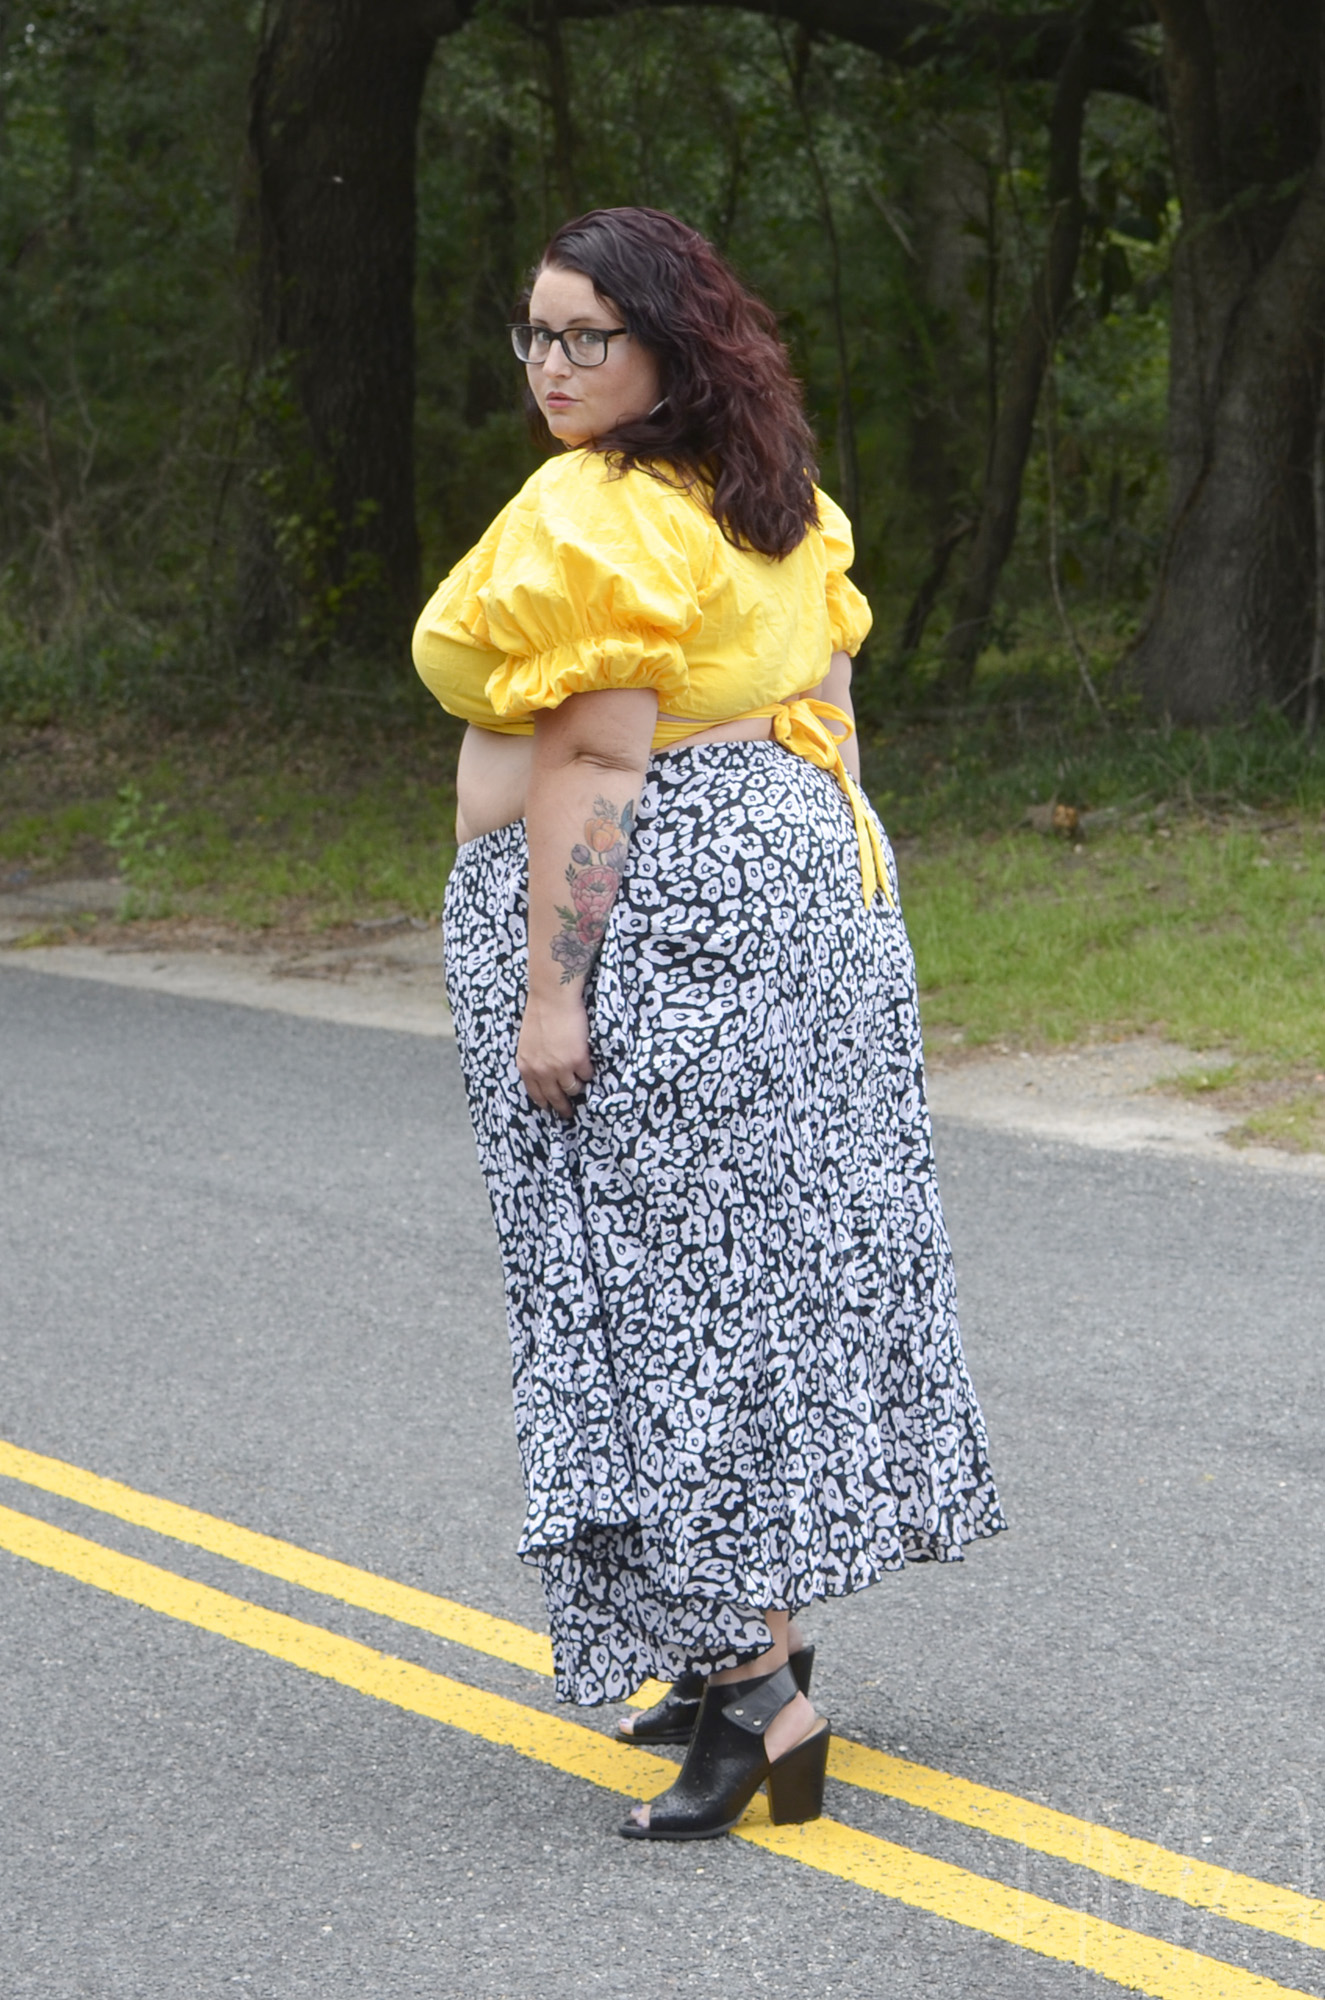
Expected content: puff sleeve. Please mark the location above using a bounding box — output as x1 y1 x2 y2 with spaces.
412 504 512 724
471 455 702 719
816 489 873 657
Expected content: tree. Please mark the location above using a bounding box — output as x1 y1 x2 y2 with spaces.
1130 0 1325 721
239 0 471 664
239 0 1153 671
939 3 1110 694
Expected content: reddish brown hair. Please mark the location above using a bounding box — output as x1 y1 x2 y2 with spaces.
523 206 819 559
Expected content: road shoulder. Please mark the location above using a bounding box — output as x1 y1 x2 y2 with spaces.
4 926 1322 1178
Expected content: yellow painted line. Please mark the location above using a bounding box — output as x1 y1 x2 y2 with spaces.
0 1437 552 1676
3 1438 1323 1959
0 1501 663 1793
827 1739 1325 1954
748 1818 1320 2000
0 1501 1314 2000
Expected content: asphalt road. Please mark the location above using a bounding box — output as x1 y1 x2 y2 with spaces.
1 964 1323 2000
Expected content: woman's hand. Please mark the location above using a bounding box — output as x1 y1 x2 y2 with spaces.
517 990 594 1118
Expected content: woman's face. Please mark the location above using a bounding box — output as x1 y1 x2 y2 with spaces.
525 264 662 448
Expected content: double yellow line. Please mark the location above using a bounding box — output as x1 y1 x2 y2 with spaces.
0 1438 1320 2000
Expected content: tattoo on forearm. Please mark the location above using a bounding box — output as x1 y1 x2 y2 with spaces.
550 795 635 984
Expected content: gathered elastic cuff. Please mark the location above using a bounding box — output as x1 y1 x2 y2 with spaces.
484 636 690 719
826 570 873 657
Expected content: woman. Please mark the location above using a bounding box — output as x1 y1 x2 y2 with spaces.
414 206 1004 1841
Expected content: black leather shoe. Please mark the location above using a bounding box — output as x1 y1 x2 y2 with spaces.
615 1670 705 1745
618 1662 830 1841
616 1645 816 1747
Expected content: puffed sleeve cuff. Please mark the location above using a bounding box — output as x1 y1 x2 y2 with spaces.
826 570 873 657
814 487 873 655
485 633 690 720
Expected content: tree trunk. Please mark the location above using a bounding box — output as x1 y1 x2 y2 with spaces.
239 0 465 667
1131 0 1325 721
890 127 991 667
785 27 861 536
537 0 581 221
938 6 1101 694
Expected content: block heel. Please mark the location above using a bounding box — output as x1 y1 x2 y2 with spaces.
766 1718 830 1825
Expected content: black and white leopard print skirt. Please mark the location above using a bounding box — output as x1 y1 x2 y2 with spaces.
444 740 1005 1706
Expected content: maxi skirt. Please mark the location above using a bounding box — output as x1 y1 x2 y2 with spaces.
444 741 1005 1705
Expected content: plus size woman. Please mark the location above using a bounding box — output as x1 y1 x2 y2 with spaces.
414 206 1004 1840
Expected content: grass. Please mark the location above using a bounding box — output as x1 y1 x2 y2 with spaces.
899 823 1325 1067
3 678 1323 1145
1165 1060 1325 1153
0 712 459 931
850 673 1325 1148
1225 1093 1325 1153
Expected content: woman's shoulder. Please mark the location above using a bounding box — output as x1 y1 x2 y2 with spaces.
811 485 855 569
507 450 714 552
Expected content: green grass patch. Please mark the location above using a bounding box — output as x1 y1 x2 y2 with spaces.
898 823 1325 1071
0 799 115 868
858 682 1325 837
1225 1092 1325 1153
0 718 460 930
136 765 458 928
1167 1063 1244 1096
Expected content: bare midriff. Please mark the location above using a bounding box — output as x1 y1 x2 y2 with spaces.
454 713 780 846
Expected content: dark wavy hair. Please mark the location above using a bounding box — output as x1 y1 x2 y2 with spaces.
519 206 819 559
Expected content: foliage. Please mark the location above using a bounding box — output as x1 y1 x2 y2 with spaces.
860 673 1325 840
106 777 170 914
0 0 1179 713
0 0 249 685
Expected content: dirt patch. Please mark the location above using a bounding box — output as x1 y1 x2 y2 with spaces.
1156 1059 1325 1155
0 905 450 1038
924 1037 1325 1176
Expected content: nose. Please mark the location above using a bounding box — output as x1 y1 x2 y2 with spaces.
541 340 574 381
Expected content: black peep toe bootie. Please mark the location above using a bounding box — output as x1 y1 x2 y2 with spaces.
618 1662 830 1841
616 1669 705 1746
617 1645 816 1747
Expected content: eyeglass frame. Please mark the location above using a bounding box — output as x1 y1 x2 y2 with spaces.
508 322 631 369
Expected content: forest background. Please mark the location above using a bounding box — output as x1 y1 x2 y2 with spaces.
2 0 1324 1149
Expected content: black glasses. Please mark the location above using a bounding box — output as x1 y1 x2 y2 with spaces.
509 323 629 368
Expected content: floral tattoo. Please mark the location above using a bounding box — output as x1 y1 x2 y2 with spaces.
550 795 635 984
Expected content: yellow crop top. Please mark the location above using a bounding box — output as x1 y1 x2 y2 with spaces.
412 449 891 904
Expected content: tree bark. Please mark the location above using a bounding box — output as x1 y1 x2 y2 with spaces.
1131 0 1325 721
784 27 861 535
1306 370 1325 738
536 0 581 221
888 128 987 666
239 0 469 666
938 7 1101 694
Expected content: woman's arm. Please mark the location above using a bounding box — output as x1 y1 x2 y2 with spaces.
517 687 658 1117
804 650 860 782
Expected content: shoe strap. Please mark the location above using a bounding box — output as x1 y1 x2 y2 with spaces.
720 1662 799 1736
